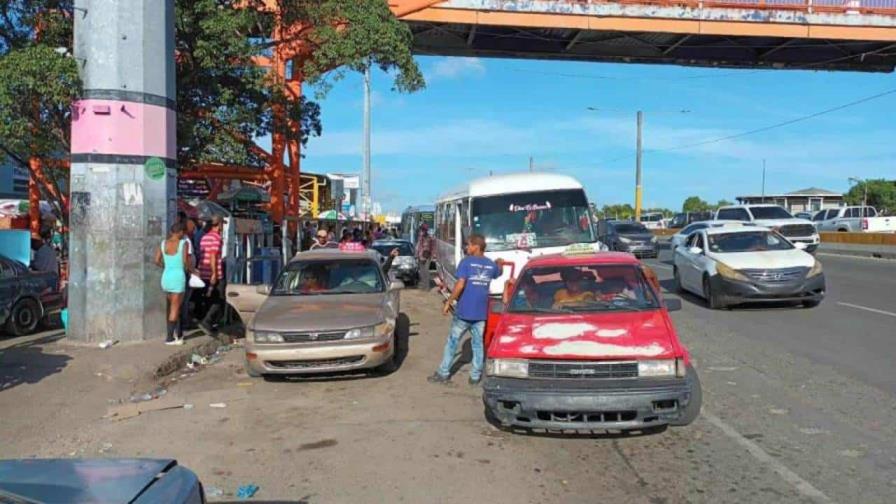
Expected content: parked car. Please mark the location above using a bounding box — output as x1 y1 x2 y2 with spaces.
482 250 701 432
715 204 820 252
813 206 896 233
0 459 205 503
669 211 713 229
669 220 747 251
672 227 824 309
371 239 419 286
245 248 403 378
597 221 658 258
1 254 63 336
639 212 666 230
794 211 814 220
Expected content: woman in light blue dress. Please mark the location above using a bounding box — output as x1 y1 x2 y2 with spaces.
154 223 192 345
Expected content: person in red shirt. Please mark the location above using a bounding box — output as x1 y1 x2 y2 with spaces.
198 216 226 336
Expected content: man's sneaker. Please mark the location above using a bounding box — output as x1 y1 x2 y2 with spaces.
164 339 178 346
172 338 185 346
468 375 482 386
427 372 450 384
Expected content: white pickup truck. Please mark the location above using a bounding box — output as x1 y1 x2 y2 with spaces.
715 204 821 252
813 206 896 233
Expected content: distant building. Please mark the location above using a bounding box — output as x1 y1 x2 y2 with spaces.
736 187 844 213
0 159 29 199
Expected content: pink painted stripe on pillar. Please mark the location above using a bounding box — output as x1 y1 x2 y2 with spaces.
71 99 176 159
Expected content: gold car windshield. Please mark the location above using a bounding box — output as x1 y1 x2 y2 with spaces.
273 259 385 295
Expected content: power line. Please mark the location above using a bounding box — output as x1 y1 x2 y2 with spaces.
652 86 896 154
592 86 896 165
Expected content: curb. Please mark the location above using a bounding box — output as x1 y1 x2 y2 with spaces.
152 335 226 379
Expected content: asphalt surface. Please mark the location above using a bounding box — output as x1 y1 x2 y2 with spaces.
1 252 894 503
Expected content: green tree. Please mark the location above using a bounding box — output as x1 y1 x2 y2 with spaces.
715 199 733 209
600 204 635 220
0 1 78 220
682 196 711 213
1 0 424 178
845 179 896 215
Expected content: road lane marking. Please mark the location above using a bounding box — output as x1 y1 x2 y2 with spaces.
703 412 833 503
643 261 673 271
836 302 896 318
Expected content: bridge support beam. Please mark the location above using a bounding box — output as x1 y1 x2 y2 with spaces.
68 0 176 343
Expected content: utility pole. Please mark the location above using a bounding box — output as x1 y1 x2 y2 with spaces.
362 65 372 219
635 111 643 221
761 159 766 203
529 156 534 172
69 0 176 343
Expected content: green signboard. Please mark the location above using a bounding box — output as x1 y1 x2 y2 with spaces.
144 157 166 181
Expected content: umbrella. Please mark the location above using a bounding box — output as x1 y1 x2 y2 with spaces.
194 200 231 221
217 186 270 204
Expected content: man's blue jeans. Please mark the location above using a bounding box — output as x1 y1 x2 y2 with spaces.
437 316 485 380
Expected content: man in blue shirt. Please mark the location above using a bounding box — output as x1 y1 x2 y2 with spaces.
428 234 505 385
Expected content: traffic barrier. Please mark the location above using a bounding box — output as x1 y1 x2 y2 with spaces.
819 231 896 246
649 228 896 245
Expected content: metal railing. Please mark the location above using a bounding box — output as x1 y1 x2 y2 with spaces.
570 0 896 15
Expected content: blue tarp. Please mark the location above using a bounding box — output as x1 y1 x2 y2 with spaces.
0 229 31 265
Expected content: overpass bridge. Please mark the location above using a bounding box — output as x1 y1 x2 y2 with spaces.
392 0 896 71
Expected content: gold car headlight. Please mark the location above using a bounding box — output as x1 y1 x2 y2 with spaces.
807 260 823 277
715 262 750 282
345 320 394 340
254 331 284 343
486 359 529 378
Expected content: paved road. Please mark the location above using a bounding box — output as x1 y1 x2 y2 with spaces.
1 253 894 503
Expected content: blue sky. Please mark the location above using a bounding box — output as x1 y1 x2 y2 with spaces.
298 56 896 213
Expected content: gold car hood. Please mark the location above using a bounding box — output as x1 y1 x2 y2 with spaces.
252 293 387 333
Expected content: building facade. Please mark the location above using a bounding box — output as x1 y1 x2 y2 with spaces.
0 160 29 199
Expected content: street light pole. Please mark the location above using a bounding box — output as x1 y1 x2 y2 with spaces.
362 65 372 219
635 110 643 221
761 159 766 203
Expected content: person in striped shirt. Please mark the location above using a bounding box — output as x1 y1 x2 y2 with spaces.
198 216 225 336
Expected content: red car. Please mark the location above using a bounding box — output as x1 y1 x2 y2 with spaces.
483 251 701 432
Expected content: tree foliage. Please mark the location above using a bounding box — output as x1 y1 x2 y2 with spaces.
1 0 424 171
271 0 426 95
600 204 635 220
845 179 896 215
682 196 711 213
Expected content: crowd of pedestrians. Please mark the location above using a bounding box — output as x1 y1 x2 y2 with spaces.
154 212 228 345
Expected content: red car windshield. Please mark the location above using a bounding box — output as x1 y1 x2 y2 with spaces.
508 264 660 314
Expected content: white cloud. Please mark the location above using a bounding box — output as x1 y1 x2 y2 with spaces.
428 57 486 80
305 113 896 182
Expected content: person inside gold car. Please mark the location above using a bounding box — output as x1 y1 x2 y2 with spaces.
552 268 595 308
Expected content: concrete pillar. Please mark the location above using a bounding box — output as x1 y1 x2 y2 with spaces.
69 0 176 343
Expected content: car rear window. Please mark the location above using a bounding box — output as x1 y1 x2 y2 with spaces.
748 206 793 219
372 243 414 256
613 223 648 234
